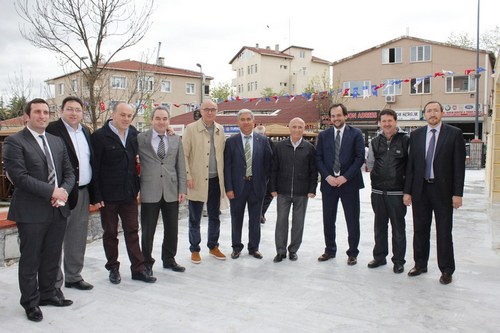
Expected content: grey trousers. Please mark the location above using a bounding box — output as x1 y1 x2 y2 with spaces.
56 188 90 287
275 194 309 255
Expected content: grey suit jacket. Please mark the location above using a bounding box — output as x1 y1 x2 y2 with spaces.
3 127 75 222
138 130 187 203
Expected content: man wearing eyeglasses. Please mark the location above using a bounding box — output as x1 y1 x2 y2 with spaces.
46 96 97 293
182 99 227 264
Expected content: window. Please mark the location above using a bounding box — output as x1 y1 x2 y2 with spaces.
445 75 476 93
247 66 251 75
160 103 171 112
343 80 371 97
280 65 288 70
410 45 431 62
382 47 402 64
111 76 126 89
59 83 64 95
300 50 305 58
254 81 257 91
410 77 431 94
254 64 258 73
382 79 402 96
71 79 78 92
137 122 146 132
247 83 251 91
186 83 195 94
161 80 171 93
137 76 153 92
280 82 287 87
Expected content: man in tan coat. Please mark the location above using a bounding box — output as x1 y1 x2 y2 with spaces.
182 99 226 264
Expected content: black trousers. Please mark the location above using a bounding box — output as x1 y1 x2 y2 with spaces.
411 183 455 274
370 192 407 265
141 198 179 267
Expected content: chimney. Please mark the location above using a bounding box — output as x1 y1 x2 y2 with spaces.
275 44 279 51
256 43 259 48
266 46 270 50
157 57 165 66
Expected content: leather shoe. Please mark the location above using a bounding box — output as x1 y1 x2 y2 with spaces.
273 253 286 263
250 251 263 259
440 273 453 285
25 306 43 322
367 259 387 268
408 267 428 276
393 264 404 274
65 280 94 290
289 252 298 261
347 256 357 266
163 259 186 272
231 251 241 259
318 253 335 262
39 296 73 307
109 268 121 284
132 270 157 283
145 265 153 277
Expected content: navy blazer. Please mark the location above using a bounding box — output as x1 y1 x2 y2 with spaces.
224 132 272 198
3 127 75 222
316 125 365 194
404 123 466 202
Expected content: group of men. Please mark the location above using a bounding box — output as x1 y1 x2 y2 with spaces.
3 97 465 323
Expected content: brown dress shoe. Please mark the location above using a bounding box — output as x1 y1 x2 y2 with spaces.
347 256 357 266
250 251 263 259
408 267 428 276
439 273 453 285
318 253 335 262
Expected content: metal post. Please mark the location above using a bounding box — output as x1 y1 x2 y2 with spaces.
474 0 480 140
196 63 204 106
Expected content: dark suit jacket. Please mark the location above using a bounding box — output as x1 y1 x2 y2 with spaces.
2 127 75 222
224 132 272 198
316 125 365 194
404 123 466 202
46 119 95 209
91 120 140 204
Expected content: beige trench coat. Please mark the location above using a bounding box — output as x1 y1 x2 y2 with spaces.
182 119 226 203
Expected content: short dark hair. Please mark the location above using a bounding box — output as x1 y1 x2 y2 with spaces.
61 96 83 110
24 98 49 116
423 101 443 112
151 106 170 120
379 109 397 121
329 103 348 116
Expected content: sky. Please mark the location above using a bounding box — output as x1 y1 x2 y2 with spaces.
0 0 498 101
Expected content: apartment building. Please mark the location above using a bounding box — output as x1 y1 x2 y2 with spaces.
46 59 212 130
331 35 495 143
230 44 331 98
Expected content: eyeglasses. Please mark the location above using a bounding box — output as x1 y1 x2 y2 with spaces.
202 108 217 113
64 108 83 113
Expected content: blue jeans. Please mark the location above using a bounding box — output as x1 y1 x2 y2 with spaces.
188 177 221 252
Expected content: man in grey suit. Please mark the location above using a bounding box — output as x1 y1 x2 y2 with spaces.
3 98 75 322
138 106 187 274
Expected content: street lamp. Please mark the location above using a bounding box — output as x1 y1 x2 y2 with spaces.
474 0 481 141
196 63 204 106
80 56 88 100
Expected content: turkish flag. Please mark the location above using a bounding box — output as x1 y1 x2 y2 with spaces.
99 102 106 111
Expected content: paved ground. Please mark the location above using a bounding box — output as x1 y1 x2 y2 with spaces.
0 170 499 332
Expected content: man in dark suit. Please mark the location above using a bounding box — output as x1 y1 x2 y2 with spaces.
316 103 365 265
404 101 466 285
138 106 187 274
224 109 272 259
46 96 96 292
3 98 75 322
91 102 156 284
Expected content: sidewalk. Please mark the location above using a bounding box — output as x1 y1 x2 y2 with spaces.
0 170 499 332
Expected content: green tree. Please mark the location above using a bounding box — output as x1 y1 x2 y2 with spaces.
261 87 278 97
9 95 28 118
210 82 233 102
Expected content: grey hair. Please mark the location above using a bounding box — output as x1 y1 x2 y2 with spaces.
151 106 170 120
237 108 254 120
112 102 133 113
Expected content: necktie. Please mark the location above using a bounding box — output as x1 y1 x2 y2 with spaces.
244 135 252 177
425 129 437 180
40 135 56 185
157 135 166 159
333 130 341 174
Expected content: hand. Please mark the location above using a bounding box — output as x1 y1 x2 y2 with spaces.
93 201 105 209
167 127 175 136
326 175 339 187
52 187 68 202
226 191 235 199
179 193 186 204
336 176 347 186
271 191 277 197
452 196 462 209
308 193 316 198
403 194 412 206
187 179 194 189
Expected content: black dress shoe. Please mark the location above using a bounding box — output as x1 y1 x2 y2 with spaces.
145 266 153 277
408 267 428 276
39 296 73 307
347 256 357 266
439 273 453 285
231 251 241 259
26 306 43 322
109 268 121 284
132 270 157 283
273 253 286 263
367 259 387 268
289 252 298 261
249 251 263 259
65 280 94 290
163 259 186 272
393 263 404 274
318 253 335 262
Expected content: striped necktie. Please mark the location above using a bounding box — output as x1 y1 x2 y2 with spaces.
333 130 341 174
244 135 252 177
40 135 56 185
157 135 166 159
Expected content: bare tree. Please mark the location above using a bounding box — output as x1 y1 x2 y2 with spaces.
16 0 155 130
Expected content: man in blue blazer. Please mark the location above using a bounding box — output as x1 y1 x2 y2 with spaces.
224 109 272 259
403 101 466 285
316 103 365 265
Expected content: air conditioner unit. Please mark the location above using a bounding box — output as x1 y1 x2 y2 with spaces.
385 95 396 103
